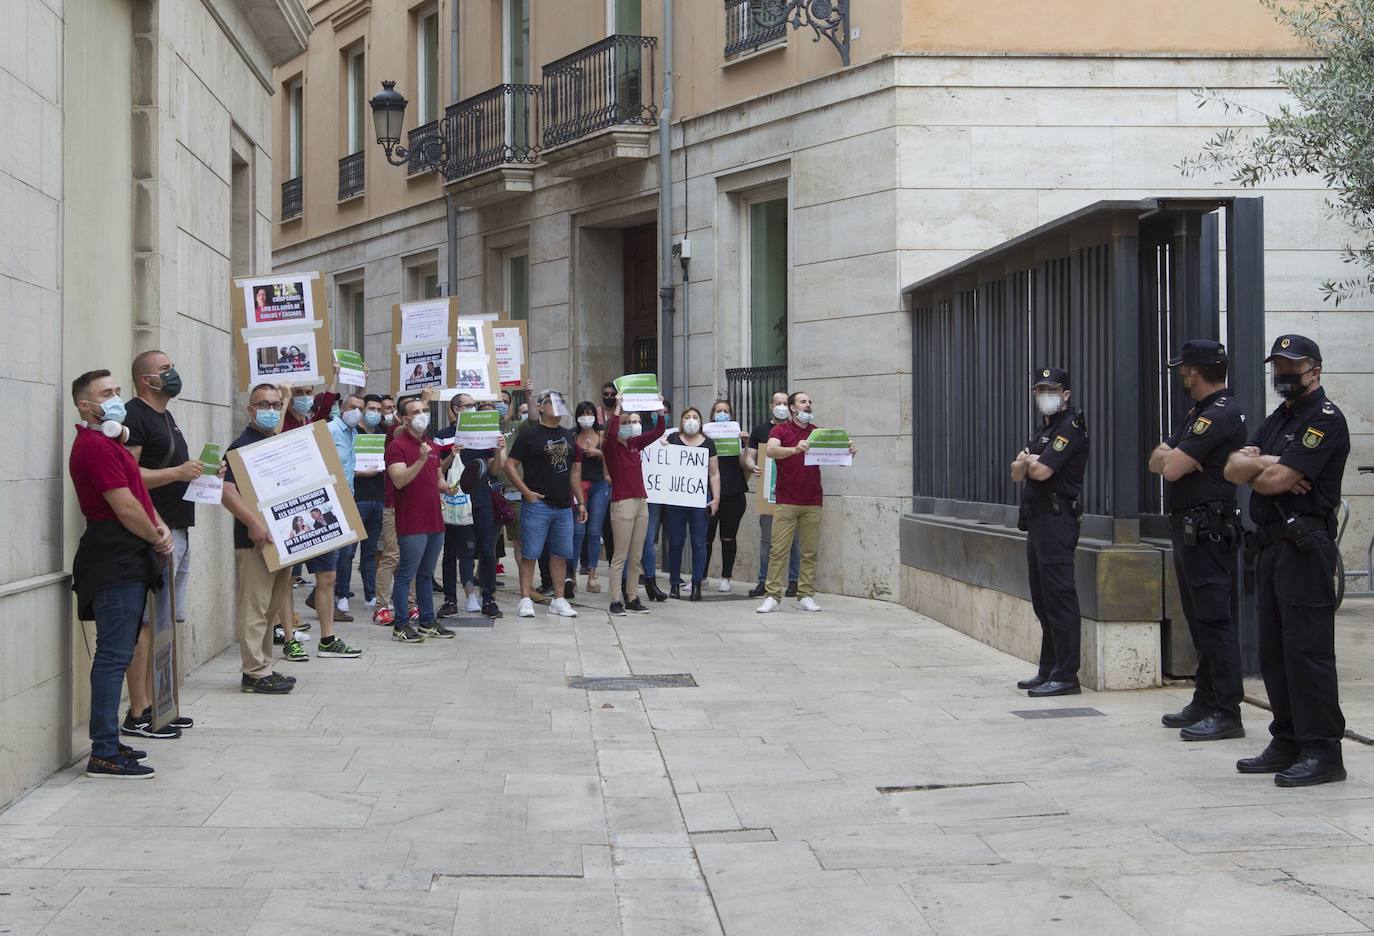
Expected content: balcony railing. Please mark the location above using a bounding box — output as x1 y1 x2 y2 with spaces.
725 364 788 436
444 83 541 180
408 120 441 175
281 176 303 220
724 0 787 59
338 151 365 200
541 35 658 150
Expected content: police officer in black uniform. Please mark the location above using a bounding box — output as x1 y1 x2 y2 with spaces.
1225 334 1349 787
1011 367 1089 697
1148 339 1247 741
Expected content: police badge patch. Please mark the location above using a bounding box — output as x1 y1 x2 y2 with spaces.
1302 427 1324 449
1052 435 1069 452
1192 416 1212 435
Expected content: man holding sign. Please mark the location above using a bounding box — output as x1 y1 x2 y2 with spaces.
757 391 857 614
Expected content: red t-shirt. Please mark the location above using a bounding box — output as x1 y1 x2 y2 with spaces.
386 429 443 536
769 421 823 507
69 425 157 524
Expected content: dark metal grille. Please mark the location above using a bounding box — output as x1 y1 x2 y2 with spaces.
724 0 787 57
281 176 303 220
444 83 541 180
407 120 440 175
542 35 658 150
725 364 788 436
337 151 365 200
567 674 698 690
632 336 657 377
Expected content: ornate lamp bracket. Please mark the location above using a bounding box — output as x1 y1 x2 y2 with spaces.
758 0 850 66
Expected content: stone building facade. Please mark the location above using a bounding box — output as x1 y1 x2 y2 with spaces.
0 0 309 808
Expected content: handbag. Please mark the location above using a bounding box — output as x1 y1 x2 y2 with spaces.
490 481 516 527
442 463 473 526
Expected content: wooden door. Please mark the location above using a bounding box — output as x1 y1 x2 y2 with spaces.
622 223 658 375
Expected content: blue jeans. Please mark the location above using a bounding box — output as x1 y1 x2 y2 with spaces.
521 498 574 561
442 524 476 604
91 581 146 758
354 499 384 601
664 505 709 586
641 501 662 579
394 532 443 627
759 513 801 585
572 480 611 575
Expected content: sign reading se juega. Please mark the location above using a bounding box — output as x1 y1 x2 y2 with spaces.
231 272 332 392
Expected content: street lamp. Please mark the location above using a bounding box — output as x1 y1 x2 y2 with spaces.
370 80 409 159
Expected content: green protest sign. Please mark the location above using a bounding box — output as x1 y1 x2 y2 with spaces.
333 349 367 387
355 432 385 473
456 409 504 448
804 428 853 466
614 373 662 412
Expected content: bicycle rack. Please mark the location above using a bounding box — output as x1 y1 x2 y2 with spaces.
1340 466 1374 598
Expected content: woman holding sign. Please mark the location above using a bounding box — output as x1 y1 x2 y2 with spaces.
705 399 749 593
571 401 611 595
664 408 722 601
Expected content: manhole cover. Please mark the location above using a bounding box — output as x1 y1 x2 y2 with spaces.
567 674 698 690
1010 707 1104 719
446 617 494 628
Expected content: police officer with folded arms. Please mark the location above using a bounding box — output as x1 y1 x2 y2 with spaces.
1148 340 1246 742
1011 367 1089 697
1224 334 1349 787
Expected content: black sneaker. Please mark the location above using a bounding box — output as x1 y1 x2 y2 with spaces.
293 576 308 588
418 621 455 639
130 706 195 733
273 625 286 645
609 601 627 617
437 602 460 618
316 635 362 658
482 601 503 618
625 598 651 615
537 583 555 598
785 581 799 598
392 625 426 643
120 709 181 740
748 582 767 598
240 672 296 694
86 754 155 779
119 744 148 761
564 578 576 600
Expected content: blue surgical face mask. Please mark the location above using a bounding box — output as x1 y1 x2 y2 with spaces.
254 408 280 432
97 395 127 425
496 402 509 418
292 394 314 415
364 410 382 427
713 411 730 422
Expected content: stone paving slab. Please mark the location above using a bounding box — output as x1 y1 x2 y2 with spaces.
1 579 1371 935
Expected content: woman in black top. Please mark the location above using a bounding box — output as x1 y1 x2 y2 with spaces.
664 407 722 601
705 399 749 592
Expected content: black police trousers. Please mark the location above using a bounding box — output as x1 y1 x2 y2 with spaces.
1025 512 1082 683
1257 533 1346 761
1171 530 1243 719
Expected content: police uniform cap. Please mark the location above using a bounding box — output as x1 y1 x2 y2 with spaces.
1167 339 1228 368
1264 334 1321 364
1031 366 1070 390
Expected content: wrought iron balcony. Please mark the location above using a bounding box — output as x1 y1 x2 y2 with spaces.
541 35 658 150
444 83 541 181
281 176 303 220
338 151 365 200
407 120 440 175
725 364 788 435
724 0 787 58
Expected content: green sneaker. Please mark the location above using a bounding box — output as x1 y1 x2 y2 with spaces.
316 635 362 658
282 638 309 662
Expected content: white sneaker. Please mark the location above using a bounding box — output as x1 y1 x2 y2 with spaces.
365 596 377 608
336 597 351 613
518 597 535 618
797 596 821 612
718 579 732 593
548 597 579 618
464 593 481 613
756 597 780 614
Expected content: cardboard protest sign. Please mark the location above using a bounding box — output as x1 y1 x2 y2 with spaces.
614 373 663 412
703 420 743 457
803 428 853 466
392 298 458 396
641 438 711 508
182 443 223 505
491 320 527 387
445 319 499 401
755 453 777 517
224 421 364 572
231 272 332 391
147 553 180 732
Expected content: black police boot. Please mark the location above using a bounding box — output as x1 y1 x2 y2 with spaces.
1179 712 1245 742
1016 674 1048 690
1161 701 1209 728
1275 756 1346 787
1235 744 1300 774
1026 680 1081 698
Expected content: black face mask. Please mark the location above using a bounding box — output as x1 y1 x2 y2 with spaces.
1273 368 1313 401
602 394 616 405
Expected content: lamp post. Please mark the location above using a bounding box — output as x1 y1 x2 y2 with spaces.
369 80 460 300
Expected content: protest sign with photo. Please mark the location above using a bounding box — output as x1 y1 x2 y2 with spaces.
702 419 743 457
400 348 447 392
803 428 854 466
641 438 711 508
491 320 527 387
455 320 488 357
451 354 498 400
392 298 458 396
231 272 331 391
355 433 385 473
183 444 223 505
614 373 663 412
455 409 504 449
224 421 364 571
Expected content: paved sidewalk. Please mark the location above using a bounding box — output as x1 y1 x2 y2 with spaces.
3 580 1372 936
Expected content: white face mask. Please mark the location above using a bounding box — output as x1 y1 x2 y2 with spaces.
410 412 431 433
383 412 395 425
577 415 595 429
795 410 814 426
772 405 789 422
682 418 701 435
1036 392 1064 417
341 409 363 428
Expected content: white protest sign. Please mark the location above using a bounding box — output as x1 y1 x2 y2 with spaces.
641 440 710 508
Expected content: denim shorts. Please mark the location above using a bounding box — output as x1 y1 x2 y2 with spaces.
520 498 574 561
305 547 343 574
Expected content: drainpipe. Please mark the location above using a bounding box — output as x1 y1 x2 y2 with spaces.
658 0 675 402
445 0 461 298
